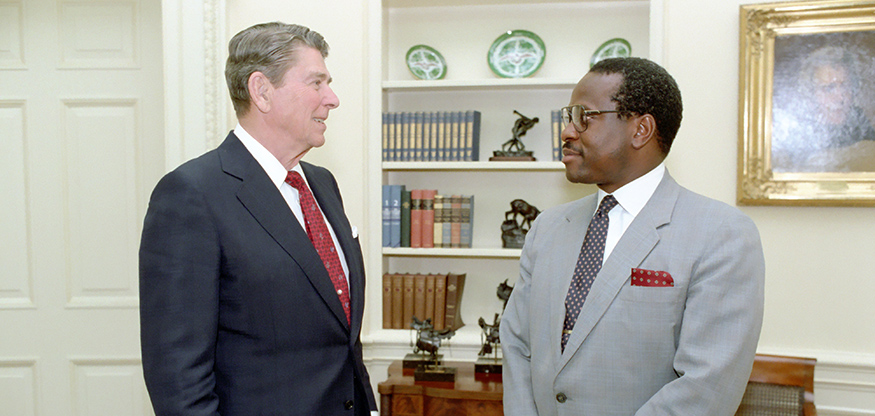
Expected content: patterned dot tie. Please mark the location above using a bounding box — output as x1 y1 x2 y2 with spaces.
561 195 618 352
285 171 351 325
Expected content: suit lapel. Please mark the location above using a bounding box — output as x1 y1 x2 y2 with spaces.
218 134 350 330
549 196 597 368
557 173 680 371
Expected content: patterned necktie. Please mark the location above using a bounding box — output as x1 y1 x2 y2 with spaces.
561 195 618 352
285 171 351 325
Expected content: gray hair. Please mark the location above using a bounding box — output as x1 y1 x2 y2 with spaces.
225 22 329 116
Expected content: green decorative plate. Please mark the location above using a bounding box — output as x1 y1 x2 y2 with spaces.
405 45 447 80
590 38 632 67
487 30 546 78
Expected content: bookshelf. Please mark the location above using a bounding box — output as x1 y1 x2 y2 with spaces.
365 0 658 354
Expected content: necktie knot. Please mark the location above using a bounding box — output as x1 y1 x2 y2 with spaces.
597 195 618 217
285 170 306 190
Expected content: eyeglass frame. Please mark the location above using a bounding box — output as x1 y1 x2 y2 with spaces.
560 105 624 132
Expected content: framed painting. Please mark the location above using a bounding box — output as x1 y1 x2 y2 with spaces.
738 1 875 206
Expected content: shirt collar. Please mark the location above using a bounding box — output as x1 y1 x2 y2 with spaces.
234 123 304 188
597 162 665 217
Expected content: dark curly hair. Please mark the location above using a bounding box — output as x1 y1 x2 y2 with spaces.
589 57 683 155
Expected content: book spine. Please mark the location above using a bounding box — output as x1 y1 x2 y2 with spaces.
382 185 390 247
382 273 392 328
400 112 410 161
389 185 402 247
427 111 437 161
414 273 426 322
391 112 399 161
432 195 443 248
433 274 447 330
382 112 388 161
460 195 472 248
413 111 423 161
420 189 436 248
391 273 403 329
450 195 462 248
425 274 436 324
410 189 423 248
402 273 415 329
552 109 562 161
436 112 446 161
444 273 466 330
464 110 473 161
449 112 459 161
471 110 481 161
400 188 411 247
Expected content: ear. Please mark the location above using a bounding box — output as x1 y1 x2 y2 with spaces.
247 71 272 114
630 114 657 150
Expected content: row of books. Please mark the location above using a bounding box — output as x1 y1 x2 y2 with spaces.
382 272 466 330
382 110 481 162
382 185 474 248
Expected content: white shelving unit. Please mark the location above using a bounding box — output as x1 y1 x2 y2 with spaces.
364 0 658 354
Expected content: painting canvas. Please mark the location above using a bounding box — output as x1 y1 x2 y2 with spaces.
738 1 875 206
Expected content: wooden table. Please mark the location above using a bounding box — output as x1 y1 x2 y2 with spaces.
378 360 503 416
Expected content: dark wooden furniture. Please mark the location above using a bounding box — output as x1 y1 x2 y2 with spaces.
736 354 817 416
378 360 503 416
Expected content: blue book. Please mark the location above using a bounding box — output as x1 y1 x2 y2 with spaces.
436 112 446 161
382 185 391 247
400 112 410 161
465 110 481 161
552 110 562 161
389 184 403 247
382 112 388 161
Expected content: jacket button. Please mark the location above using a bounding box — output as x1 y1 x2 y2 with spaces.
556 393 567 403
344 400 354 410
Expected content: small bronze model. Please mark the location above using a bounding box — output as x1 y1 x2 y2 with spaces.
490 110 538 160
501 199 540 248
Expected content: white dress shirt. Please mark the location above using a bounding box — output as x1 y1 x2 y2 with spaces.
234 124 350 284
595 162 666 264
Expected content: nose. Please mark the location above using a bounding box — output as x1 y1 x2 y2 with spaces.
324 84 340 109
560 121 578 143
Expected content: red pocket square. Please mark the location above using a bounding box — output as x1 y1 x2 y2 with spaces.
631 268 674 287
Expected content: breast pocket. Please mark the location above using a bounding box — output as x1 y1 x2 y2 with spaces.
617 285 684 304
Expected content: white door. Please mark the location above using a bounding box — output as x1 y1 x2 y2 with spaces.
0 0 164 414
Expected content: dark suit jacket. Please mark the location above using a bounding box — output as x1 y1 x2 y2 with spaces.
139 132 377 416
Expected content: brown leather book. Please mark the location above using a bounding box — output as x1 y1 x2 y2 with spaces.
433 274 447 330
382 273 392 329
402 273 415 329
424 274 436 325
444 273 466 330
391 273 403 329
413 273 426 323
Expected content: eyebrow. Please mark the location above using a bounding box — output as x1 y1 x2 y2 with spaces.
309 70 332 84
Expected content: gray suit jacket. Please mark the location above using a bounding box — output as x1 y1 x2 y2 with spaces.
500 172 764 416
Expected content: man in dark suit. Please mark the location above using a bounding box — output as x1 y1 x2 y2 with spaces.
500 58 764 415
139 22 378 416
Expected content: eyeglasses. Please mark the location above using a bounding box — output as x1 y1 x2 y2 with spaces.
560 105 622 132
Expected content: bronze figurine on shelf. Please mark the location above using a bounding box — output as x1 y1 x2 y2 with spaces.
475 280 515 376
500 198 540 248
404 316 457 382
490 110 538 161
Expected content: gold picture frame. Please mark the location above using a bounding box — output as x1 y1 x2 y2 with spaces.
738 1 875 206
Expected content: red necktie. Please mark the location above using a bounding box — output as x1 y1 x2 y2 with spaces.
285 171 351 325
561 195 618 352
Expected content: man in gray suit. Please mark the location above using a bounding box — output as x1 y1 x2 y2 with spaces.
500 58 764 415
